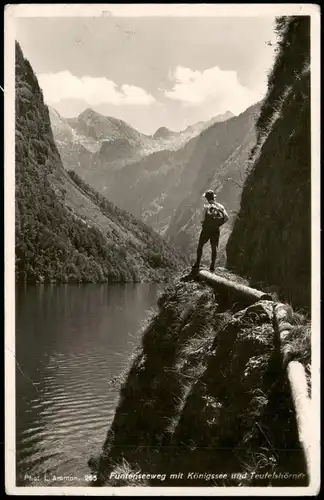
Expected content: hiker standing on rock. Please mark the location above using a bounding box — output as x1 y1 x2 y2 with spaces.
192 189 228 273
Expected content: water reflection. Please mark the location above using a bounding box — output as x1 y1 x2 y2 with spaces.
16 284 159 486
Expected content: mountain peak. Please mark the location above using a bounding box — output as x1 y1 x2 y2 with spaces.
223 110 235 119
78 108 102 120
153 126 175 140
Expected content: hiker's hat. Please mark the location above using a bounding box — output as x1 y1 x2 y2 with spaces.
204 189 215 200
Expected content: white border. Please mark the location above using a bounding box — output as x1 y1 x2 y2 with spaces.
4 4 321 496
3 3 321 17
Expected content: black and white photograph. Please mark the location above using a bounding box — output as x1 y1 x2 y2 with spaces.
5 3 320 495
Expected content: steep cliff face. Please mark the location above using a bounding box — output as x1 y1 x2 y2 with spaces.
92 275 310 487
226 17 311 310
165 103 260 263
15 42 186 284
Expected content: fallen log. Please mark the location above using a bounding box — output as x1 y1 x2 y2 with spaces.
287 360 312 480
197 270 272 305
273 303 312 481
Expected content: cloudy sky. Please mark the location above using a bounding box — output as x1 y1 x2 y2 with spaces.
16 15 276 134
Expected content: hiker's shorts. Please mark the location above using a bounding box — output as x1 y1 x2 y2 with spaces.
198 226 220 247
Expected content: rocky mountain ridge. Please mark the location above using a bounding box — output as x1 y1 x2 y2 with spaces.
49 106 236 173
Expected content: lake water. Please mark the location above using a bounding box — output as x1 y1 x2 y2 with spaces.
15 283 160 487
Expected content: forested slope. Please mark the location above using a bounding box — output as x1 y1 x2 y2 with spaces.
15 42 186 284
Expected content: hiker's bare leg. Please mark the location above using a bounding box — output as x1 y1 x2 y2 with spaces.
193 229 209 268
210 242 217 271
210 230 220 271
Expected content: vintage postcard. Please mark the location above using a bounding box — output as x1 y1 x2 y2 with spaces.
5 3 320 496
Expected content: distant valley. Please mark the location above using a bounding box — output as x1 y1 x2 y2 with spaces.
50 102 259 264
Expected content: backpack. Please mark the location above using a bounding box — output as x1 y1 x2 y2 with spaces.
204 203 225 229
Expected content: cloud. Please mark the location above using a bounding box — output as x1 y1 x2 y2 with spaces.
165 65 266 114
37 71 156 106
